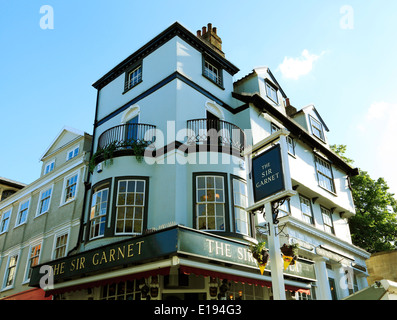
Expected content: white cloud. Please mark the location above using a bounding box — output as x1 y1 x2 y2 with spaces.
277 49 325 80
357 101 397 195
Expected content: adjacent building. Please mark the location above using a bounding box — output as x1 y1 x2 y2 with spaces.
0 127 92 300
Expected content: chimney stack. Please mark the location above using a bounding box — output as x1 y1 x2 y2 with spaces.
196 23 224 57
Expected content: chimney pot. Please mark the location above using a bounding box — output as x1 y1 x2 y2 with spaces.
197 30 201 37
213 27 217 34
202 26 207 34
208 23 212 31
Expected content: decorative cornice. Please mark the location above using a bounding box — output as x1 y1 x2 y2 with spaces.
280 215 370 259
92 22 239 90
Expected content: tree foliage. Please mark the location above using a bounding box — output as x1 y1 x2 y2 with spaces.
331 145 397 253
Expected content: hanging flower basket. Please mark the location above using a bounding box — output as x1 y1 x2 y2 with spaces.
249 241 270 275
280 243 299 270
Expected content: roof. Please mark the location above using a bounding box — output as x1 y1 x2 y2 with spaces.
39 126 89 161
291 104 330 132
0 177 26 189
234 67 287 99
344 280 397 300
92 22 240 90
232 92 359 176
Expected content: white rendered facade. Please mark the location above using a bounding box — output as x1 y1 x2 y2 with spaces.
28 23 369 300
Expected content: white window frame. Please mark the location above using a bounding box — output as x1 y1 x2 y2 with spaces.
52 230 70 260
66 145 79 161
309 116 325 141
36 185 53 217
321 206 335 234
44 159 55 175
2 251 20 290
115 179 146 235
23 241 42 283
60 171 80 206
15 198 31 227
299 195 314 225
0 208 12 234
232 178 250 236
126 65 142 90
195 175 226 232
89 187 109 240
315 155 336 193
265 81 279 104
203 59 223 86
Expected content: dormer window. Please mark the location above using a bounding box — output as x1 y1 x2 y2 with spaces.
44 160 54 175
66 146 79 161
265 81 279 104
309 116 325 141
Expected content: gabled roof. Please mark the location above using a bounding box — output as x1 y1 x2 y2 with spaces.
234 66 288 99
293 104 330 132
39 126 86 161
232 92 359 176
92 22 240 90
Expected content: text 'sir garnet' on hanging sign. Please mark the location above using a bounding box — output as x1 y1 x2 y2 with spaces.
252 144 285 203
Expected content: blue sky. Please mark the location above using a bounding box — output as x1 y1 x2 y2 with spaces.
1 0 396 195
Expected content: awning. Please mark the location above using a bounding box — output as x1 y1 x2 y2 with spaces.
180 265 311 295
44 267 170 297
0 288 52 300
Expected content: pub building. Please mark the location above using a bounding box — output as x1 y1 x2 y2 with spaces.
29 22 370 300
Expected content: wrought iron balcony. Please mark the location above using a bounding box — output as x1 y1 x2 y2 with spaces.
98 123 156 149
186 119 245 153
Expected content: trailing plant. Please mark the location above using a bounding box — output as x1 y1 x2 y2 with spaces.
280 243 299 257
280 243 299 267
88 139 151 172
249 241 269 266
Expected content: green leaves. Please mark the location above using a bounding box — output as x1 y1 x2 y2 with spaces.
331 144 397 253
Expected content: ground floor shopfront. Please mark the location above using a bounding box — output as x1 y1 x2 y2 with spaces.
29 226 316 300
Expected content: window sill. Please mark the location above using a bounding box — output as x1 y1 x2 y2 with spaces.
202 74 225 90
14 222 27 229
318 185 337 197
122 80 142 95
59 198 76 208
34 211 49 219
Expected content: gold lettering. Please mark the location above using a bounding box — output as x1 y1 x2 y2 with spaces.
117 246 125 260
70 259 76 272
100 251 107 264
136 241 144 255
79 257 85 269
127 244 134 257
109 249 115 262
92 253 99 265
53 262 65 275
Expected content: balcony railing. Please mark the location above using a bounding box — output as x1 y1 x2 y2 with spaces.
98 123 156 149
186 119 245 153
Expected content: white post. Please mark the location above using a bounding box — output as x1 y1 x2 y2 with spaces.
264 201 286 300
314 257 332 300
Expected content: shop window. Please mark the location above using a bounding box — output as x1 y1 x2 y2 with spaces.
100 280 141 300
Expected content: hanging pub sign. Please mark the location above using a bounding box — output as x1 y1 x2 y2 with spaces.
251 144 285 203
